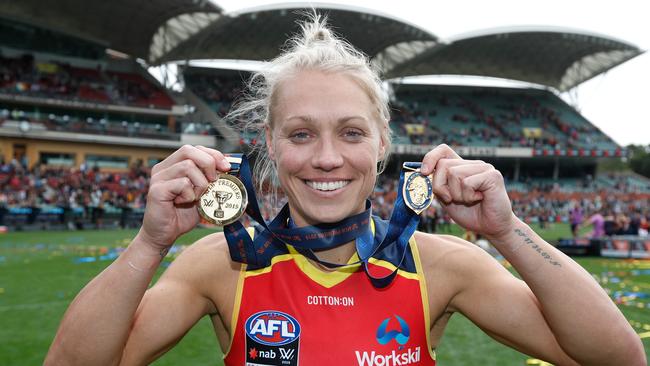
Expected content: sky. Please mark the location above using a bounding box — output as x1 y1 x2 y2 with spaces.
211 0 649 146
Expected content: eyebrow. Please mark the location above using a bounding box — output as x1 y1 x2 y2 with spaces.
284 115 369 124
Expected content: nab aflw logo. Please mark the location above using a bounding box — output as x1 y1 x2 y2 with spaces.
279 348 295 360
244 310 300 365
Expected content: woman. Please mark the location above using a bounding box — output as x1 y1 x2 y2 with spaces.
46 17 644 365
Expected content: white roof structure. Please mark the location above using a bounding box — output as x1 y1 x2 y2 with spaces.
0 1 642 91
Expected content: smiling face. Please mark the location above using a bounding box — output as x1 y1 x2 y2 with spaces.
267 69 386 227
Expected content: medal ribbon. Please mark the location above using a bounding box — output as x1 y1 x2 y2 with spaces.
223 154 424 288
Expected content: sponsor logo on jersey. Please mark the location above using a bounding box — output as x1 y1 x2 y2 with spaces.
245 310 301 346
354 315 420 366
355 347 421 366
306 295 355 306
245 310 300 366
376 315 410 345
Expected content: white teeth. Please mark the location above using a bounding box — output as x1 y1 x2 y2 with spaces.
306 180 349 191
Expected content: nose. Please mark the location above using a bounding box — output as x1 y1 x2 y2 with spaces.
312 135 344 171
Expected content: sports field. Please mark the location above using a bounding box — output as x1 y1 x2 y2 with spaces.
1 224 648 365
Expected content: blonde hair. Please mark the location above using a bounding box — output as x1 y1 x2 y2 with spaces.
226 13 392 195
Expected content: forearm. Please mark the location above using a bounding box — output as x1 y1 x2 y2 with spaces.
487 217 645 365
45 233 167 365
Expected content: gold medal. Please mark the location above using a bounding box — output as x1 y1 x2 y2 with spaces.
198 174 248 226
402 166 434 215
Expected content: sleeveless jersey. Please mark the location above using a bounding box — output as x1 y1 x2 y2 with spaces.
223 217 436 366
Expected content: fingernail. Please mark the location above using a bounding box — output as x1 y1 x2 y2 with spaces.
421 163 429 174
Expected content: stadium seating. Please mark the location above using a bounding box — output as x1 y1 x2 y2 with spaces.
0 55 175 109
183 72 245 119
391 85 619 150
108 71 175 108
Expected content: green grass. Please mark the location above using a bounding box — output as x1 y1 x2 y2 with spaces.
0 225 648 365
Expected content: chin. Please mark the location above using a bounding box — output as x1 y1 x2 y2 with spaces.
304 203 361 224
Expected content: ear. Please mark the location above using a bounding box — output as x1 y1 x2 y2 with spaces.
265 124 275 160
377 125 388 160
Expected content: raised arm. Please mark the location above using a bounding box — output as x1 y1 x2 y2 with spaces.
45 145 231 365
420 144 646 365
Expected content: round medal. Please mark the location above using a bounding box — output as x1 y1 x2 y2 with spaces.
198 174 248 226
402 171 433 214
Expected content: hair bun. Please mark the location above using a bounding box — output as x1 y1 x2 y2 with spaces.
304 27 331 46
297 13 333 47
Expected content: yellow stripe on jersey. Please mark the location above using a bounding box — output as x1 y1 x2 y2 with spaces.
364 237 421 282
411 234 437 361
224 228 257 359
243 220 421 287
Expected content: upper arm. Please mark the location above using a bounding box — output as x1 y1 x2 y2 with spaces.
120 233 234 365
422 234 579 365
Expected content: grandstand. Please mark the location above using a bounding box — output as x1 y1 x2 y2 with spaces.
0 16 218 175
391 83 620 151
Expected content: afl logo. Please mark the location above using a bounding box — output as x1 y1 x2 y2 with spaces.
245 310 301 346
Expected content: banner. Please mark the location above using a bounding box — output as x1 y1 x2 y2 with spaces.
404 124 425 135
522 127 542 138
35 62 59 74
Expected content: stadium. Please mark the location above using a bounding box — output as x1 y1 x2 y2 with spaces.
0 1 649 365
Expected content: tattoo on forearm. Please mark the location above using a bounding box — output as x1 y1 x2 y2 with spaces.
513 228 562 267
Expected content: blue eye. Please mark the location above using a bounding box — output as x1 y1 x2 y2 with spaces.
289 131 311 142
343 129 364 140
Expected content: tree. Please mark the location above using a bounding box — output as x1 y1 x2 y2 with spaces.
628 144 650 178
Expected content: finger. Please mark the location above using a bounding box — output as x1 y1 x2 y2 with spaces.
432 159 481 203
151 159 209 200
421 144 461 176
462 169 504 202
152 145 222 181
149 176 196 204
447 163 492 204
195 145 231 176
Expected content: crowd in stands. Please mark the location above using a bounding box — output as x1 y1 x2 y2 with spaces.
184 72 246 120
0 54 173 109
0 158 149 230
391 88 616 150
0 53 218 140
2 158 649 239
0 106 216 141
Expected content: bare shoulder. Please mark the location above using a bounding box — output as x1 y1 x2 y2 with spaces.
165 232 239 272
413 231 494 270
157 231 241 303
413 232 510 300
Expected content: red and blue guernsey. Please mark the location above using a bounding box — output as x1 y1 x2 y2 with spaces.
223 217 436 366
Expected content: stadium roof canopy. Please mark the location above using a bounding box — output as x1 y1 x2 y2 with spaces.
384 26 643 92
156 4 643 92
156 2 438 71
0 0 223 61
0 1 642 92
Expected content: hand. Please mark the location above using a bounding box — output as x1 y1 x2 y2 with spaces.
420 144 516 239
137 145 231 250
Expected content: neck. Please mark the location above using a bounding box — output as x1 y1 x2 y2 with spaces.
309 240 357 267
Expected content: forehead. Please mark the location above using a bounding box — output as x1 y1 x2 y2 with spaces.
271 69 376 124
